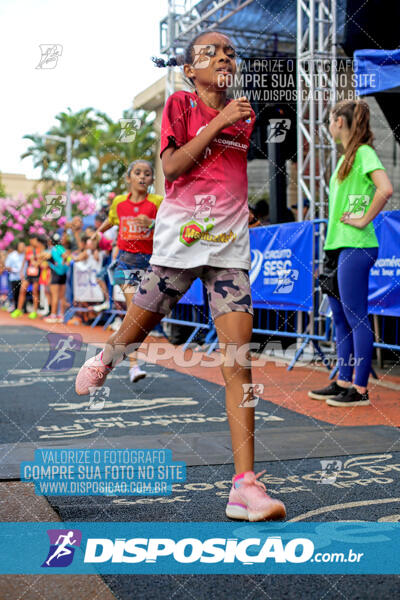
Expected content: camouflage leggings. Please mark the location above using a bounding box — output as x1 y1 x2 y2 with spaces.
133 265 253 321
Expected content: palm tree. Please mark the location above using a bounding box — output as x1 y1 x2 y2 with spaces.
21 107 156 197
90 108 156 195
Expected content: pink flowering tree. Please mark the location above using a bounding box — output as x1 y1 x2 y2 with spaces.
0 190 97 249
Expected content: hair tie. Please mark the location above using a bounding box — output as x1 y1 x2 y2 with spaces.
151 56 167 68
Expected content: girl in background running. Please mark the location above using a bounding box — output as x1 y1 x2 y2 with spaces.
92 160 162 382
76 30 286 521
309 99 393 407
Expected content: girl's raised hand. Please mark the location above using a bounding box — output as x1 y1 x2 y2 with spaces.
215 96 252 129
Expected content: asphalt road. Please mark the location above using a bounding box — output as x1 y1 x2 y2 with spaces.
1 324 400 599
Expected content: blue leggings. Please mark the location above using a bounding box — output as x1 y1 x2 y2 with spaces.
328 247 378 387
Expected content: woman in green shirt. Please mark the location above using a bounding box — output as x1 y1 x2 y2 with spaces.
309 99 393 407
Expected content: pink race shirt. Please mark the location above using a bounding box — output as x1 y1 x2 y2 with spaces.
151 90 256 270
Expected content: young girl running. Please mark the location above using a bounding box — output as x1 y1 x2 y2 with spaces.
309 99 393 407
93 160 162 382
76 30 286 521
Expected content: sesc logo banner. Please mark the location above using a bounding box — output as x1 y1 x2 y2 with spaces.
249 221 313 311
369 211 400 316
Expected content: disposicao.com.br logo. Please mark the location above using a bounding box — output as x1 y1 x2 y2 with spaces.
33 525 373 574
83 535 315 564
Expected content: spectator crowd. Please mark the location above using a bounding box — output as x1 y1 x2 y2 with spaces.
0 210 117 325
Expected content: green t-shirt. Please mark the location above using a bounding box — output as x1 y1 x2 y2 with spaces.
324 144 385 250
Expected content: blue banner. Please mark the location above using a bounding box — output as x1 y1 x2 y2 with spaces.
178 276 204 306
0 270 9 295
369 211 400 316
249 221 314 311
354 49 400 96
1 522 400 574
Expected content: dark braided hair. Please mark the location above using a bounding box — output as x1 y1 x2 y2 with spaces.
151 56 184 68
152 29 233 86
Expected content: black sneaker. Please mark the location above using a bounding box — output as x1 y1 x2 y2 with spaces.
326 387 370 407
308 381 346 401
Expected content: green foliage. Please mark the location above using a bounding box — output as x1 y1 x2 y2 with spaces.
0 173 6 198
21 107 156 198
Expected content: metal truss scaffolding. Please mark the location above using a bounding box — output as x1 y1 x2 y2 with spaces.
161 0 260 55
297 0 337 336
297 0 337 223
160 0 296 98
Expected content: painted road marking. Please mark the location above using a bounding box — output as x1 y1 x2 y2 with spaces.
290 498 400 522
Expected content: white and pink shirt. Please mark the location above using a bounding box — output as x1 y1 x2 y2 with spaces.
151 90 255 270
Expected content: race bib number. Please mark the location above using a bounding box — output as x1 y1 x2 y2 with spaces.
120 216 152 241
27 265 39 276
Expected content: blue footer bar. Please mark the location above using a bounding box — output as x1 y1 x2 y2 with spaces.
1 522 399 574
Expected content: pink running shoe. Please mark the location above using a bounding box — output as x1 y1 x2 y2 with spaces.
75 352 112 395
226 470 286 522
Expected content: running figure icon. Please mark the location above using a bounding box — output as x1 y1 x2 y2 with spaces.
42 333 82 372
45 531 77 566
44 335 77 370
267 118 291 143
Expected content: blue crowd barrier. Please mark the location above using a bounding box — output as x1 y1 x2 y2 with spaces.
201 214 400 366
367 212 400 362
161 286 212 350
64 259 210 350
245 219 331 368
376 316 400 354
249 220 314 311
368 211 400 317
3 214 397 366
0 271 9 295
63 261 98 323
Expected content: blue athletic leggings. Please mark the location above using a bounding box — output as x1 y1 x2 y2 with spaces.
328 247 378 387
